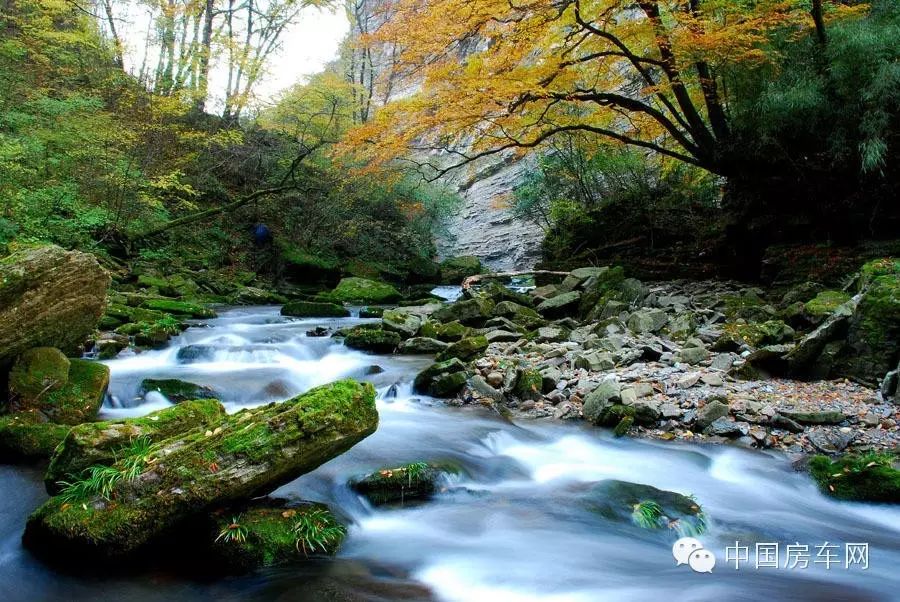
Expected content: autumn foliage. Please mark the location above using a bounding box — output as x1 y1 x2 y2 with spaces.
342 0 864 177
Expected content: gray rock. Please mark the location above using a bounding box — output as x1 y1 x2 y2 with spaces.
540 366 562 392
582 380 621 424
536 326 568 342
675 346 709 365
398 337 449 354
471 375 504 401
807 428 855 453
619 387 638 405
777 409 846 425
700 373 724 387
705 417 750 437
696 399 729 428
627 309 669 334
660 403 681 418
486 371 504 387
485 330 521 343
536 291 582 318
711 353 738 372
574 351 615 371
769 413 804 433
382 310 422 339
675 373 701 389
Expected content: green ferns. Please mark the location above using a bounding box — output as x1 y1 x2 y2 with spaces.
291 508 346 556
56 436 153 503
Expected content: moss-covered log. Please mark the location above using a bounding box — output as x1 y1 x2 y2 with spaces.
24 379 378 561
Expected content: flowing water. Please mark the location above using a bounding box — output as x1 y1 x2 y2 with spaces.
1 306 899 601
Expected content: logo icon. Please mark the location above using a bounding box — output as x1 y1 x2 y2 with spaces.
673 537 716 573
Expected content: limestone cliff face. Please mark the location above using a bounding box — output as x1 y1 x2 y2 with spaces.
348 0 543 270
436 155 543 271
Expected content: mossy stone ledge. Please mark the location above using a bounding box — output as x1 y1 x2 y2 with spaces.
24 379 378 562
281 300 350 318
45 398 227 493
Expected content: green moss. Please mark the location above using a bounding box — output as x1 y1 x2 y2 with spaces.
804 290 851 316
281 300 350 318
514 368 542 400
613 415 634 437
492 301 544 329
343 328 401 353
0 413 71 461
12 359 108 425
45 399 227 491
439 256 483 284
586 480 707 536
414 358 468 397
8 347 71 401
436 335 489 362
279 247 340 272
24 380 376 559
212 504 345 571
716 320 794 350
419 320 470 342
809 453 900 503
139 298 216 319
324 277 402 304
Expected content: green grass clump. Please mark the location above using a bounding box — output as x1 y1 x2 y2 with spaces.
631 500 663 529
291 507 346 556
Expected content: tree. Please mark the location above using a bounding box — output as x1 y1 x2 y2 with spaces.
341 0 864 180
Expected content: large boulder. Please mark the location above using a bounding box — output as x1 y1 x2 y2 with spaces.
536 291 582 318
439 256 482 284
431 298 494 326
8 356 109 425
344 328 401 353
281 301 350 318
24 380 378 561
381 310 422 339
0 245 109 370
139 378 217 403
326 277 401 304
436 336 488 362
45 399 227 492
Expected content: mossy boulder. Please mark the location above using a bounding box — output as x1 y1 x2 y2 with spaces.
139 378 217 403
419 320 470 342
431 298 494 326
381 309 422 339
326 277 401 304
344 329 401 353
439 256 482 284
492 301 544 329
45 399 227 493
585 480 707 536
714 320 794 351
139 298 216 319
804 290 852 318
535 291 582 318
413 359 468 397
808 453 900 503
281 300 350 318
835 259 900 385
209 502 345 572
8 347 71 402
0 245 109 370
350 462 448 505
398 337 449 354
514 368 543 401
9 358 108 425
436 335 488 362
0 412 72 462
24 379 377 561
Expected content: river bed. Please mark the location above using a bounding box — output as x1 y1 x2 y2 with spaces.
1 306 898 601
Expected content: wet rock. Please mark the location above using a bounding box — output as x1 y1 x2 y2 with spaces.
8 347 70 403
305 326 330 337
350 462 448 506
806 428 855 453
769 414 804 433
574 351 615 371
344 329 401 354
281 301 350 318
24 380 378 561
139 378 217 403
585 480 707 535
176 345 215 364
486 372 504 387
0 245 110 369
705 418 750 438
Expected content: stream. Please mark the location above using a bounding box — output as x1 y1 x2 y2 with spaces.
1 305 899 601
